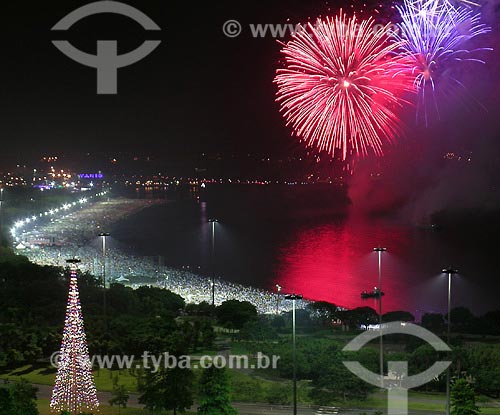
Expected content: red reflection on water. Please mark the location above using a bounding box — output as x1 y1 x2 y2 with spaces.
275 218 414 312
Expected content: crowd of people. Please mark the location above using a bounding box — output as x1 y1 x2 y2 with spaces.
15 198 304 313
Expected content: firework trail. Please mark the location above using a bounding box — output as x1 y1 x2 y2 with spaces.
395 0 491 124
412 0 481 14
275 12 412 160
454 0 481 8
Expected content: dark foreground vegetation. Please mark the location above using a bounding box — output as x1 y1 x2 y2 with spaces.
1 248 499 414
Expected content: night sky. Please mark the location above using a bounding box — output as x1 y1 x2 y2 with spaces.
1 0 500 172
0 0 334 161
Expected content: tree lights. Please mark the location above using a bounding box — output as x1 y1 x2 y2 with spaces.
50 259 99 414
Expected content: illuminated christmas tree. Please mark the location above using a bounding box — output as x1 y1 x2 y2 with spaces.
50 259 99 414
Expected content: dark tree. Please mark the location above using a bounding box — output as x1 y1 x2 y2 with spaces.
10 380 38 415
309 343 375 403
270 315 286 329
421 313 445 334
307 301 338 326
383 311 415 323
465 344 500 398
481 310 500 334
109 378 129 414
409 344 441 391
339 307 378 329
197 367 238 415
265 382 291 405
107 284 140 316
135 286 185 317
185 301 213 317
139 367 194 415
198 319 216 349
237 317 278 342
0 387 14 415
448 307 476 333
216 300 257 329
451 379 479 415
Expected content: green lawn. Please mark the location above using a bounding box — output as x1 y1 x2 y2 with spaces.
228 341 256 355
332 391 499 413
2 365 56 386
4 364 498 414
1 365 139 393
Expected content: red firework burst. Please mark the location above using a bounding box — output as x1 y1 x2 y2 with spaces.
275 12 412 160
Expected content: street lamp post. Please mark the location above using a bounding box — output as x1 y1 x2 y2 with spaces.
442 267 458 415
374 247 387 388
208 219 218 308
285 293 303 415
98 232 110 327
275 284 282 315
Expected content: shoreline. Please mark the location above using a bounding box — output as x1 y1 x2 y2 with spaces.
18 196 305 313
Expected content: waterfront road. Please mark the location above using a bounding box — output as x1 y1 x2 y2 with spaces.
27 383 499 415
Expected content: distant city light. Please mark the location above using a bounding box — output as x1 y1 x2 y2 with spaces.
9 191 108 239
78 173 104 179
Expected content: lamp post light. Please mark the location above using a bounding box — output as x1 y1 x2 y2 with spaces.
285 293 303 415
66 257 81 267
374 247 387 388
275 284 282 315
98 232 110 326
208 219 218 308
442 267 458 415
